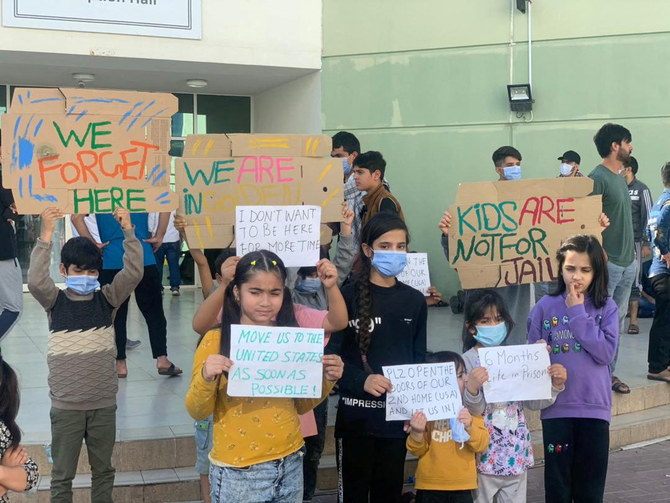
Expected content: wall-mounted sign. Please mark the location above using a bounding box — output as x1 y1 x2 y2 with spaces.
2 0 202 40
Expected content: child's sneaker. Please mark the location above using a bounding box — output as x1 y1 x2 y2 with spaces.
126 339 141 350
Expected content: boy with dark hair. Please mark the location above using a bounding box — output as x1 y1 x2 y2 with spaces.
622 156 653 335
28 207 143 502
354 151 404 227
589 122 636 394
492 146 522 180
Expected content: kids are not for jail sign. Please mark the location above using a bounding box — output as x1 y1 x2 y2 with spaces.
447 178 602 289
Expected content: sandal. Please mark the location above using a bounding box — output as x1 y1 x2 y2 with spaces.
627 324 640 334
611 376 631 394
158 363 183 377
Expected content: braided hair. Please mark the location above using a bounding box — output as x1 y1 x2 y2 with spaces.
354 213 409 373
218 250 298 357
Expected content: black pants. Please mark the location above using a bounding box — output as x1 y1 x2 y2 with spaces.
336 436 407 503
303 398 328 500
99 265 167 360
416 490 473 503
648 274 670 373
542 418 609 503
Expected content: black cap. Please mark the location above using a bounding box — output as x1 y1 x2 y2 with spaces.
558 150 581 164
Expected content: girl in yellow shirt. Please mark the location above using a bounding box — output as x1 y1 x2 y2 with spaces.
185 250 347 503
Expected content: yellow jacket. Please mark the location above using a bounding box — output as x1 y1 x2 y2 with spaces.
407 416 489 491
185 329 334 467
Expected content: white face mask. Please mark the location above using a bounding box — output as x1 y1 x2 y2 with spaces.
559 163 574 176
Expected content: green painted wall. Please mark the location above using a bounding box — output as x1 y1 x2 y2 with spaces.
322 0 670 297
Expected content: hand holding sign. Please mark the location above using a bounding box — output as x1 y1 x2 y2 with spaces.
203 354 234 381
316 259 338 289
40 207 64 242
113 207 132 230
364 374 393 397
221 256 241 286
548 363 567 388
466 366 489 397
438 210 452 236
323 354 344 382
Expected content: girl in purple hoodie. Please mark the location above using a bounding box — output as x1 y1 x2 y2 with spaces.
528 235 618 503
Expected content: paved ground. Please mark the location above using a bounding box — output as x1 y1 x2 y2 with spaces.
313 439 670 502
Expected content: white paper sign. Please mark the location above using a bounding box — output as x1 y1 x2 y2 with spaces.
479 344 552 403
383 363 462 421
397 252 431 296
228 325 323 398
3 0 202 40
235 205 321 267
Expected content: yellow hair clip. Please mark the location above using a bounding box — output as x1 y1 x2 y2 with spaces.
250 260 257 266
271 260 277 266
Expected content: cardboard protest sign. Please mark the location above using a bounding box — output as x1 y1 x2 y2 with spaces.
479 344 552 403
175 133 343 249
228 325 324 399
235 206 321 267
383 363 462 421
397 252 431 296
0 87 179 214
447 177 602 289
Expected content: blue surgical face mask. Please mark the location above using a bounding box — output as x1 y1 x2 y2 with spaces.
503 165 522 180
371 250 408 277
474 322 507 347
559 163 574 176
450 415 471 448
65 275 100 295
296 277 321 293
342 157 353 176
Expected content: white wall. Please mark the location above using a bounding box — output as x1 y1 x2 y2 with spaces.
253 72 322 134
0 0 322 70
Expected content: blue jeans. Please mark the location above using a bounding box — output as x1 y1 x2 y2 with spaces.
194 416 213 475
303 399 328 500
607 259 638 372
154 241 181 290
209 449 303 503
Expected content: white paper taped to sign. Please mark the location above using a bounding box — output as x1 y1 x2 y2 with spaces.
235 205 321 267
397 252 431 296
479 344 552 403
383 363 462 421
228 325 324 398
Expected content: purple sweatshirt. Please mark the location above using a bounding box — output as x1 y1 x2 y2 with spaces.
527 293 618 423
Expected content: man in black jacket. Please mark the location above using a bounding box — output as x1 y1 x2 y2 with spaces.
0 132 23 341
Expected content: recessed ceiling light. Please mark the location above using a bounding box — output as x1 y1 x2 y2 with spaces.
186 79 208 88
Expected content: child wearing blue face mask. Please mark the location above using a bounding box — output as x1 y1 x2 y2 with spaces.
27 206 143 502
461 290 566 503
326 212 427 503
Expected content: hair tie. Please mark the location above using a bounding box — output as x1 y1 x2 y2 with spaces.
271 260 277 266
250 260 256 266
